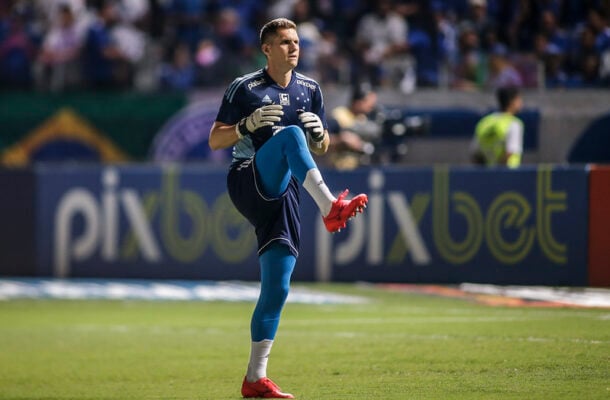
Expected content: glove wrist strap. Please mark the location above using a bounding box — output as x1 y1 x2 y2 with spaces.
310 131 325 142
309 131 325 149
236 118 250 140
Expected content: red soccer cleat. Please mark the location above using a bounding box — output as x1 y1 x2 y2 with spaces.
241 377 295 399
322 189 368 233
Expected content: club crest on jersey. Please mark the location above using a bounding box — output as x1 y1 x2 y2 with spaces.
279 93 290 106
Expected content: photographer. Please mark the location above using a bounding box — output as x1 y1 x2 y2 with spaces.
325 83 428 169
325 83 378 169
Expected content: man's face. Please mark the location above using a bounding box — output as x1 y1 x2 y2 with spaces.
263 28 300 70
353 92 377 115
511 95 523 113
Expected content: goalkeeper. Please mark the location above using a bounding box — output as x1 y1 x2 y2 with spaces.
209 18 368 399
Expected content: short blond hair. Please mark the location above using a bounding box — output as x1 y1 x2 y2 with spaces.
259 18 297 45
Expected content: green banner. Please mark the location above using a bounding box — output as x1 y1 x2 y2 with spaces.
0 92 187 163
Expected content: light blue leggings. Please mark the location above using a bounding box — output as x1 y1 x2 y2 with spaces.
250 125 315 341
255 125 316 197
251 243 296 341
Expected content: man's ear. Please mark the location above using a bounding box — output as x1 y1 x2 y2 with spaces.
261 43 270 56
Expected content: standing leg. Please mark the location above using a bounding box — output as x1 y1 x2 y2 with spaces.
247 243 295 381
242 242 296 399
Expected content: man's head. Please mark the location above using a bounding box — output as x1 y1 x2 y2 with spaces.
497 87 522 113
260 18 297 45
350 83 377 115
58 3 75 28
259 18 299 69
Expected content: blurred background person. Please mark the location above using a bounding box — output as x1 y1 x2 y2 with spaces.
452 21 486 89
158 41 196 90
587 7 610 85
325 81 428 168
291 0 322 78
82 0 134 89
487 43 523 88
352 0 410 87
464 0 497 52
34 3 85 91
471 86 524 168
405 1 457 88
567 24 603 87
193 7 250 87
324 82 379 170
0 2 37 90
164 0 210 54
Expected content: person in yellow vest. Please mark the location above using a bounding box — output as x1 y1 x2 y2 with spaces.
471 87 524 168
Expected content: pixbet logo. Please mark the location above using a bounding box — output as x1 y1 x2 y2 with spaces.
53 167 254 277
315 168 567 280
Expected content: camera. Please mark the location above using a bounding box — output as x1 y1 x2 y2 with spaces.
370 107 430 163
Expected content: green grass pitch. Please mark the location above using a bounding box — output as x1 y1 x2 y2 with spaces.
0 283 608 399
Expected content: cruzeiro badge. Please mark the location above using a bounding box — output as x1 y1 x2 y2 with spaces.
279 93 290 106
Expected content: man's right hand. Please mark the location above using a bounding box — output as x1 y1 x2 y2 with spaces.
236 105 284 138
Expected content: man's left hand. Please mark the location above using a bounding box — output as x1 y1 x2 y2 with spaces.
299 112 324 142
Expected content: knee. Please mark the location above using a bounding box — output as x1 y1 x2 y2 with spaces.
276 125 307 149
261 279 290 311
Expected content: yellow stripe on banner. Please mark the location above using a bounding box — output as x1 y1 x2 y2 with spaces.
0 108 129 166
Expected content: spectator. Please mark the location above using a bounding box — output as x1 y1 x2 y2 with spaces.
534 33 568 88
159 42 196 90
82 0 133 89
588 7 610 83
435 2 459 66
118 0 149 25
266 0 299 20
465 0 497 51
34 3 85 91
567 25 602 87
292 0 322 77
0 3 37 90
588 8 610 51
34 0 88 31
487 43 523 88
407 1 458 87
0 0 609 91
166 0 211 53
353 0 410 86
540 9 569 52
452 22 486 89
510 0 543 51
195 7 255 86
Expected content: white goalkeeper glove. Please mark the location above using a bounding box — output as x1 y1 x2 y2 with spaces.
298 111 325 145
236 104 284 139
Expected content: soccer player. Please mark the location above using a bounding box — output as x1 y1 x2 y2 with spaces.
209 18 368 399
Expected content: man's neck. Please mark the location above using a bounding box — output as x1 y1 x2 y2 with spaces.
266 65 292 88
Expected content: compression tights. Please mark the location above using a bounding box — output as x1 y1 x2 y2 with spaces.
255 125 315 197
251 242 296 341
250 125 314 340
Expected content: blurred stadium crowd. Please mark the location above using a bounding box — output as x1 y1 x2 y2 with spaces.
1 0 609 92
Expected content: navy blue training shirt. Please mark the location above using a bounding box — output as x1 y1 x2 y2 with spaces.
215 68 328 165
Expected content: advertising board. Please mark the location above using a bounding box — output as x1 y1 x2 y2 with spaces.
32 165 588 285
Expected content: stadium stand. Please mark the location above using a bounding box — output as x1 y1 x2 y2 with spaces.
1 0 609 92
